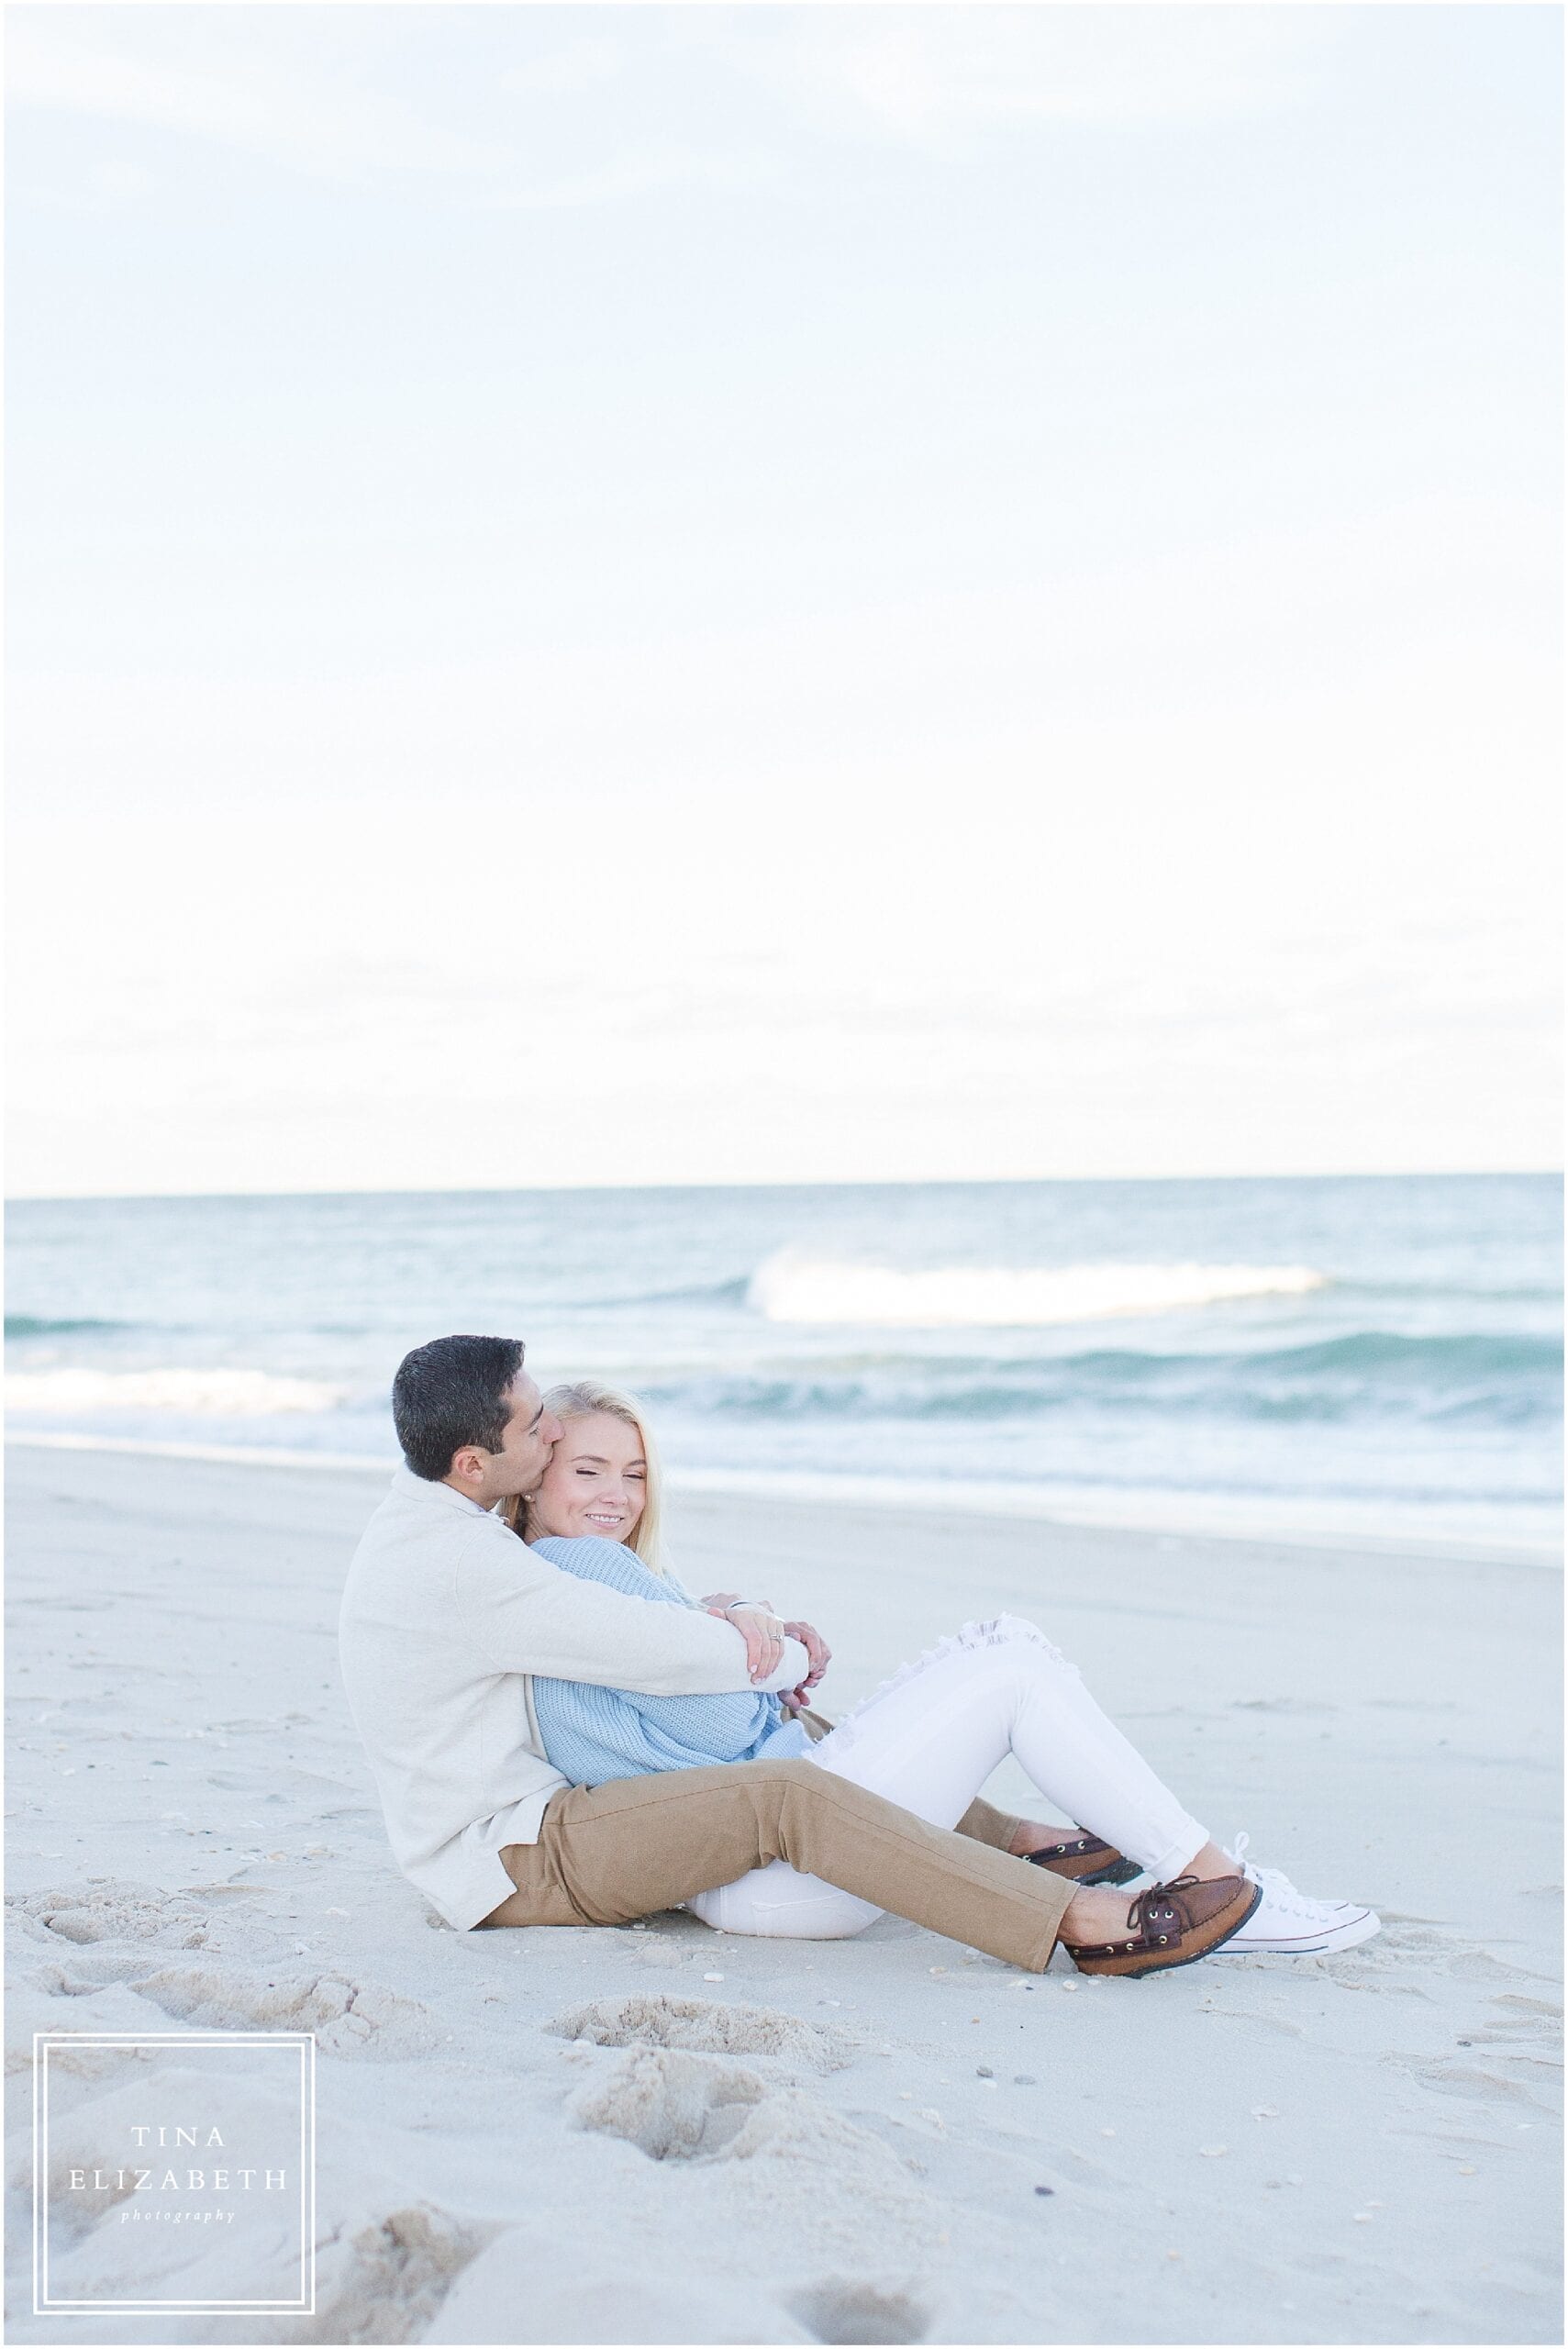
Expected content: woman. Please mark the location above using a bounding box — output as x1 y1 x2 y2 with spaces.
512 1380 1379 1965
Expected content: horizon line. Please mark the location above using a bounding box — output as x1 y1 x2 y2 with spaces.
6 1166 1561 1209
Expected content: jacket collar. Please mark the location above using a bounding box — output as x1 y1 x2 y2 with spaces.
392 1463 495 1519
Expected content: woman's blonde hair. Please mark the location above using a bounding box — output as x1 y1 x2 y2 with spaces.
509 1379 669 1575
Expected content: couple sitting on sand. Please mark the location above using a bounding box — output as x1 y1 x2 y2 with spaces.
339 1334 1378 1977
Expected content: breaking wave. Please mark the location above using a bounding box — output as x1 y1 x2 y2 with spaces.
747 1254 1328 1329
6 1368 347 1417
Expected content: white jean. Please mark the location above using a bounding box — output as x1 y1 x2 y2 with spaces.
687 1615 1209 1940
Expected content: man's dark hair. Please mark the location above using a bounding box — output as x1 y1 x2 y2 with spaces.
392 1335 527 1482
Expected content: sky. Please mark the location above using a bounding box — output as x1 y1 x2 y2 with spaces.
6 4 1562 1198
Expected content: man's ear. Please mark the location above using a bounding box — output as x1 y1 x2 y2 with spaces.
449 1445 487 1484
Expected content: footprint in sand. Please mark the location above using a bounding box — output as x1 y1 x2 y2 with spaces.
547 1993 854 2076
312 2201 489 2344
787 2279 934 2346
12 1881 209 1949
129 1961 440 2057
10 1879 438 2057
569 2043 931 2246
571 2045 769 2162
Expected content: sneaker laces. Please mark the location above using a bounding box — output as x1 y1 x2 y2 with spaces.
1227 1831 1336 1921
1228 1829 1275 1886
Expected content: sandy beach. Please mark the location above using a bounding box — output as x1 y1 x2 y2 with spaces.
6 1440 1562 2345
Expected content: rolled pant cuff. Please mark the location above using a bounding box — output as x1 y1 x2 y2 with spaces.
1147 1826 1210 1885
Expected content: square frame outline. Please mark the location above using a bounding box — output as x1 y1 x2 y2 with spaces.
32 2029 317 2315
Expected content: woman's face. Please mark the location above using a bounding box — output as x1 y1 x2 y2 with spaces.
528 1411 648 1546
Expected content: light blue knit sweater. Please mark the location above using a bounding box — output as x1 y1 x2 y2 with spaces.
528 1535 810 1787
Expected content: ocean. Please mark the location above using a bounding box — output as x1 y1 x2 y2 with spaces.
6 1174 1561 1552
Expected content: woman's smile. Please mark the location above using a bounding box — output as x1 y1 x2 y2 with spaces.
527 1410 649 1547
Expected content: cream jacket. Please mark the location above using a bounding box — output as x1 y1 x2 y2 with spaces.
339 1466 807 1929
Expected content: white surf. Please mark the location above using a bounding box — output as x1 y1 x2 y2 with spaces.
747 1255 1327 1328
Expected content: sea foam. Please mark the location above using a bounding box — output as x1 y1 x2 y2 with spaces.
5 1368 345 1416
747 1255 1327 1328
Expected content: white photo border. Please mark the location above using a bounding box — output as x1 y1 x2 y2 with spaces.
32 2030 317 2315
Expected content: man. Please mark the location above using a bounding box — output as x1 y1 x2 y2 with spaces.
339 1333 1248 1973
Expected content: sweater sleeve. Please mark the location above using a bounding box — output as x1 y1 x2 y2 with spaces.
453 1523 806 1695
527 1538 794 1776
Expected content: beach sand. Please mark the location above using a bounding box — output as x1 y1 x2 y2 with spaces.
5 1442 1561 2345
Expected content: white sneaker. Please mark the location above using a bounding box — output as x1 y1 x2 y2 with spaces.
1216 1832 1381 1955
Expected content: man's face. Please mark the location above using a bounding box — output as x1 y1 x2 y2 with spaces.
487 1373 564 1500
449 1371 563 1507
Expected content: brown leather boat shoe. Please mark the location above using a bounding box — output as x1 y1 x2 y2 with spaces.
1063 1873 1263 1977
1026 1833 1140 1887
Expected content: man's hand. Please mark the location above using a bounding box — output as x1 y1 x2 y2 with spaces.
781 1620 830 1712
708 1602 785 1684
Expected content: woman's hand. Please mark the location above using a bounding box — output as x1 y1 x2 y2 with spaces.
781 1620 830 1711
711 1603 786 1684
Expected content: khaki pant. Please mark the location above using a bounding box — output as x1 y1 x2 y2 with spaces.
484 1742 1073 1973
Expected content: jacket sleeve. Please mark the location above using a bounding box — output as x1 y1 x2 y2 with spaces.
453 1525 808 1695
